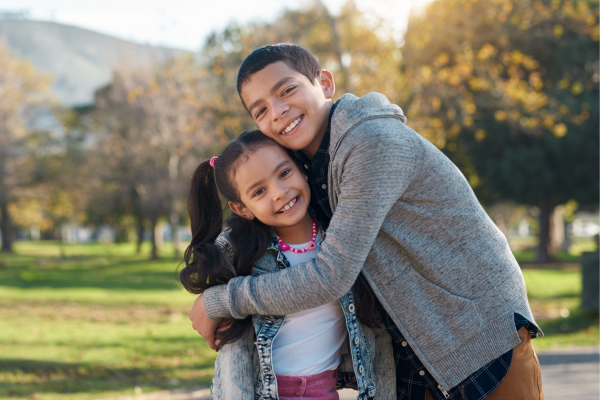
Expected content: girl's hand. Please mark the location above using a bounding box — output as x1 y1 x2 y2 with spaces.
189 294 219 350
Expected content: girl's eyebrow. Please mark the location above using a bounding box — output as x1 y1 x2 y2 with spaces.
245 160 290 196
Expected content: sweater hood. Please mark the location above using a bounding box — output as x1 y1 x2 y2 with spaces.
330 92 407 151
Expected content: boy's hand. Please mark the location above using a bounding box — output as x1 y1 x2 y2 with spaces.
189 294 218 350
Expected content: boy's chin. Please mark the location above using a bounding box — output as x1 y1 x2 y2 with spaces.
273 133 313 151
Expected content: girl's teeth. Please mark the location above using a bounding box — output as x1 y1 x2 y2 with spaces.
284 205 290 211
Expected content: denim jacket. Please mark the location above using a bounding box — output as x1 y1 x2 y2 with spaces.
210 227 395 400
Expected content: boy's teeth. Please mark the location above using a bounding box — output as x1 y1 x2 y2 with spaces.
282 118 301 134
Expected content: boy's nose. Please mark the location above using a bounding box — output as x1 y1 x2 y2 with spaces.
272 100 290 120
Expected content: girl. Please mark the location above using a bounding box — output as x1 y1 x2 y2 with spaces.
179 130 395 400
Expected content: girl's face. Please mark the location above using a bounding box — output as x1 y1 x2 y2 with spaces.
229 145 311 230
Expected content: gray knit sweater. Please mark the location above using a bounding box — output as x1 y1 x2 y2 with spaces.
204 92 539 391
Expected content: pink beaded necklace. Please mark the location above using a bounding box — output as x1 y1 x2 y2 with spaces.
276 220 317 253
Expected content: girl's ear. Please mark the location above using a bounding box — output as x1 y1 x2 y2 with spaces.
228 201 255 220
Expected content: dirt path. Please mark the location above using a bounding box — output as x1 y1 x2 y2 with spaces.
100 346 599 400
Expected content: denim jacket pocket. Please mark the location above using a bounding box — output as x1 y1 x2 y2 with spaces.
398 267 483 363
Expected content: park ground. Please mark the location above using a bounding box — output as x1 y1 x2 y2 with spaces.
0 240 598 400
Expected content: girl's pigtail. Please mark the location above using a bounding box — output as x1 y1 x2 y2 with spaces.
180 160 232 294
227 215 271 278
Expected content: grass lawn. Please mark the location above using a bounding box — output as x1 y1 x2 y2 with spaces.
0 241 598 399
0 241 213 400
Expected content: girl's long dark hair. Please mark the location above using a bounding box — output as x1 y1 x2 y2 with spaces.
180 130 273 350
180 130 382 350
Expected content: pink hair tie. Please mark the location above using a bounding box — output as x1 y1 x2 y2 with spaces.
209 156 218 168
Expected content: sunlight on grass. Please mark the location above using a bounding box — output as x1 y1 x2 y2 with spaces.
0 242 213 400
0 241 598 399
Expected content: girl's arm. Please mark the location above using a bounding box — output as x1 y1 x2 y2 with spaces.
202 118 415 322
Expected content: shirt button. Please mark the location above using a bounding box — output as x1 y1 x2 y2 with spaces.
358 365 364 374
347 304 355 313
438 385 443 390
419 370 425 376
321 184 327 189
401 341 407 347
354 337 360 345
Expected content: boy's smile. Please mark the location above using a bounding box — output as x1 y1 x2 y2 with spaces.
240 62 335 159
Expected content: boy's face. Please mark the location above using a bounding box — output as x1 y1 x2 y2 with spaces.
240 61 335 158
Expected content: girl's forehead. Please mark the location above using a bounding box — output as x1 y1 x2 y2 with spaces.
233 145 295 189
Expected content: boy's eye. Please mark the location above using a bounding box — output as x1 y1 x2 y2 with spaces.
252 188 265 197
255 108 266 119
282 86 296 96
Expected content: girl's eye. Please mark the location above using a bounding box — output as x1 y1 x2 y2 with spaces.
282 86 296 96
252 188 265 197
280 169 291 178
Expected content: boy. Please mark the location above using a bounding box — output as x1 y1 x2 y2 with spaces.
191 44 544 399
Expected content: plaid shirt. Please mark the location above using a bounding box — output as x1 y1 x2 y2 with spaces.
384 313 534 400
300 101 537 399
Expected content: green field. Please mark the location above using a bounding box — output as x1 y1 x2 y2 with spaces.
0 242 598 399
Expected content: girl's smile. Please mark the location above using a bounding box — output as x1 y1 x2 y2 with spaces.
229 145 313 244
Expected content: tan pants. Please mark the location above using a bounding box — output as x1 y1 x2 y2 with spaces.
426 327 544 400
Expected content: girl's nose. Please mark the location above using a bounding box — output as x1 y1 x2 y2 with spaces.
272 183 289 200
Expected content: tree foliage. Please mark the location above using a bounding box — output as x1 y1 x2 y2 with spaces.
402 0 599 261
0 40 54 252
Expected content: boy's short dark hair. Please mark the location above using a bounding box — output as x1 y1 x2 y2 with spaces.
237 43 322 104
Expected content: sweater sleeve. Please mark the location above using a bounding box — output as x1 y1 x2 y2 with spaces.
204 118 416 320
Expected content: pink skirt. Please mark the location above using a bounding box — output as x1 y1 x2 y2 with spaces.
276 369 339 400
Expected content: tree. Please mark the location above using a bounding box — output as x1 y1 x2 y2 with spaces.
87 58 211 259
0 41 53 252
401 0 599 262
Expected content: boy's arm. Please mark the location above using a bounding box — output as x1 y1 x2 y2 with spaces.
204 118 416 320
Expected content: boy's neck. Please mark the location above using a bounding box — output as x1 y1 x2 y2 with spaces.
301 100 333 160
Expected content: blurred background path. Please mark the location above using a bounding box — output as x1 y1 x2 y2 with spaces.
102 345 599 400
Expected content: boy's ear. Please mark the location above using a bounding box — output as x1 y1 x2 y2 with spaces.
228 201 255 220
317 69 335 100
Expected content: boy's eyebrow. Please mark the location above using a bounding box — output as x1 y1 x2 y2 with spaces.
245 160 290 196
247 77 295 114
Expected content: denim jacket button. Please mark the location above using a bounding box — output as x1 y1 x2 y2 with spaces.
347 304 355 313
358 365 364 374
401 341 408 347
419 370 425 376
354 337 360 345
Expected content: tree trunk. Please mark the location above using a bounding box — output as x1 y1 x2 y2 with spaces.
317 1 350 93
0 199 13 253
168 153 180 259
135 215 144 254
534 197 556 263
150 217 159 260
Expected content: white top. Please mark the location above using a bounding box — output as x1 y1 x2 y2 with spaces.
271 232 347 376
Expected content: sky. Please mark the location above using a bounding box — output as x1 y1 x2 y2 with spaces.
0 0 429 51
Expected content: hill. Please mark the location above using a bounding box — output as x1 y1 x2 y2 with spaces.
0 20 192 107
